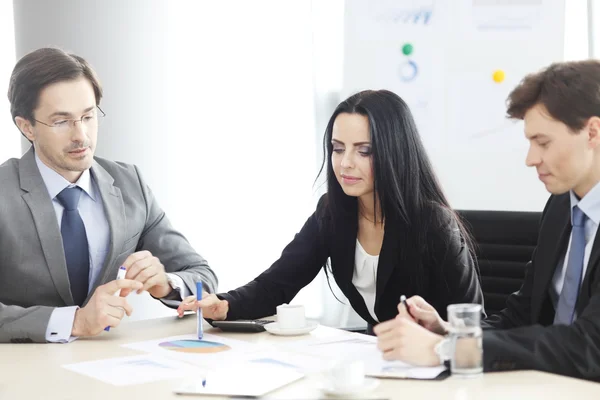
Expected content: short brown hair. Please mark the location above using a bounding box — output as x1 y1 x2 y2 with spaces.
8 47 103 125
507 60 600 132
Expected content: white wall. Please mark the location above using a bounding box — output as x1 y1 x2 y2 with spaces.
162 1 321 319
0 1 17 164
13 0 321 322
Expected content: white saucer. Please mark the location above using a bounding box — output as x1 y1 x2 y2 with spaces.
320 378 379 397
264 320 318 336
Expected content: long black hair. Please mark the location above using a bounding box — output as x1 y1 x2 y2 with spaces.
317 90 475 292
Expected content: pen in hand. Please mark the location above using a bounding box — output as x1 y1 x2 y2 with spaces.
399 295 415 320
105 266 127 332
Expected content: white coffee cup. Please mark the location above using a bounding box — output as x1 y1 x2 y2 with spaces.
276 304 306 330
328 360 365 391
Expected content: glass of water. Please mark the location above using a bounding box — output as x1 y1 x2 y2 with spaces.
447 303 483 378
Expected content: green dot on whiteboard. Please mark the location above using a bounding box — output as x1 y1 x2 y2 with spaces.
402 43 414 56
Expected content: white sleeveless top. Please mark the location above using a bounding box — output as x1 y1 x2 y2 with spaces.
352 239 380 322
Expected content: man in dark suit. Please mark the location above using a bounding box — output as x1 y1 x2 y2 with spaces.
374 60 600 381
0 48 218 343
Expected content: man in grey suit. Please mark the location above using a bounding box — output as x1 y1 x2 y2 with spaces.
0 48 218 343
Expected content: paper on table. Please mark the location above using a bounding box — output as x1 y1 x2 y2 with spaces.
122 333 272 368
174 362 304 397
281 332 446 379
245 350 326 374
363 354 446 380
281 332 378 359
62 354 203 386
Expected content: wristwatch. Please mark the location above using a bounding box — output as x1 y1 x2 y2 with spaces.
434 337 452 365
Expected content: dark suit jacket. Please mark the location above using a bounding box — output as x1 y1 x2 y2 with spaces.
219 195 483 325
483 194 600 381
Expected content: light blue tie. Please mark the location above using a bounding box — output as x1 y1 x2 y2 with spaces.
554 205 587 325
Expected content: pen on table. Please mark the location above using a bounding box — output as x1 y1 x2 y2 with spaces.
196 281 203 340
400 295 415 319
105 266 127 332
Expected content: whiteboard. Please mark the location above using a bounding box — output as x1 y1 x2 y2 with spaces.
343 0 565 211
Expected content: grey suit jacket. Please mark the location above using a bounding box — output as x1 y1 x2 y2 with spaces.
0 148 218 343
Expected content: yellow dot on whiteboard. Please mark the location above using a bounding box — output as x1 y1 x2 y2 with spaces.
492 70 505 83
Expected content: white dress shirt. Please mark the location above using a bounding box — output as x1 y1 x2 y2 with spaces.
550 182 600 319
35 154 187 342
352 239 380 322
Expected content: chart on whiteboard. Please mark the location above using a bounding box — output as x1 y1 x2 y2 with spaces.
342 0 564 149
343 0 446 148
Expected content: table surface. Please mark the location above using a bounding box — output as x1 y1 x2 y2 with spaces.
1 316 599 400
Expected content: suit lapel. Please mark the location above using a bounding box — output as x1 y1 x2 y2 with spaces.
531 195 570 322
19 149 73 305
331 210 358 290
86 161 127 297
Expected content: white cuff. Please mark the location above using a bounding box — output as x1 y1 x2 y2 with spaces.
161 273 190 306
45 307 79 343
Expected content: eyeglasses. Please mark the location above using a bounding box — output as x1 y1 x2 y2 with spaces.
34 106 106 134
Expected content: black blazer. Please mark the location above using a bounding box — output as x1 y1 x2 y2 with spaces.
219 195 483 325
483 194 600 381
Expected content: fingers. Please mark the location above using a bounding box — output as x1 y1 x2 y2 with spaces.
378 336 402 353
107 296 134 316
125 254 156 282
104 313 125 329
407 295 433 310
375 317 410 344
401 297 440 326
176 295 228 319
199 297 228 320
397 301 416 322
177 296 199 318
122 251 153 271
405 303 430 320
382 348 402 361
373 317 399 336
102 279 143 295
105 303 125 320
140 271 162 294
197 294 221 309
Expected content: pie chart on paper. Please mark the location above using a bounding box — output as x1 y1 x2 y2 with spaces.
158 340 231 354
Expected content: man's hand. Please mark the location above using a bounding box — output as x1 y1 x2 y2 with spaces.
374 316 444 367
177 293 229 321
401 296 450 335
71 279 142 336
120 251 171 298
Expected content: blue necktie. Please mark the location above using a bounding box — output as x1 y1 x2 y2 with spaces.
554 205 587 325
56 187 90 306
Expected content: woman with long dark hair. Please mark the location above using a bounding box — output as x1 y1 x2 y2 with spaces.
178 90 483 328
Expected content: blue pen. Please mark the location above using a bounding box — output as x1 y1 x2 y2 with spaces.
105 266 127 332
196 281 203 339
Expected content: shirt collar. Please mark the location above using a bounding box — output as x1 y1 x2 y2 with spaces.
34 151 96 201
569 181 600 225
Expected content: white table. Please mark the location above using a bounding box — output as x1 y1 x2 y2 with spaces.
1 316 599 399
